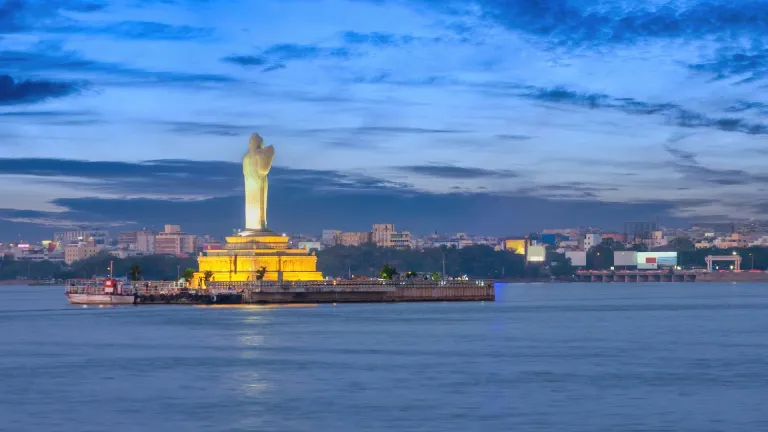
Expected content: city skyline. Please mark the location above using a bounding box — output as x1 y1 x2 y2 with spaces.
1 0 767 237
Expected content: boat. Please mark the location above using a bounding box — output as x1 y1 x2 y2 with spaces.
66 278 136 305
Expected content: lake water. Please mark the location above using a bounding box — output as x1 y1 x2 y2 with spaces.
2 283 768 431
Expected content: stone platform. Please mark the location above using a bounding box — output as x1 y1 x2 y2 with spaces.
191 229 323 288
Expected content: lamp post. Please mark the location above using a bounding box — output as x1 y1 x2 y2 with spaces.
750 253 754 270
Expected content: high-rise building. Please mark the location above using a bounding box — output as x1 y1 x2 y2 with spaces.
136 230 156 253
583 233 602 250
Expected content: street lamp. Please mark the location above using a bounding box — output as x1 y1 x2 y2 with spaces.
750 253 755 270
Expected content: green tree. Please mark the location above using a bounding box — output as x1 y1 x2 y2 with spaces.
380 264 398 280
405 270 418 279
668 236 696 252
549 258 576 277
181 268 195 280
129 264 142 281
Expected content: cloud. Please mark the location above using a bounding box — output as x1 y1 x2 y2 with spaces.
521 86 768 135
0 48 234 86
689 49 768 83
0 157 692 237
496 134 531 141
0 0 106 33
222 43 354 72
221 55 266 66
0 75 84 105
397 165 519 179
92 21 213 40
664 144 768 186
400 0 768 47
341 31 417 47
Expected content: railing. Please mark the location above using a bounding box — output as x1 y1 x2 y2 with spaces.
65 279 189 296
207 279 493 293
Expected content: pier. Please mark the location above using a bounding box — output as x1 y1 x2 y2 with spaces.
65 279 495 304
208 279 495 303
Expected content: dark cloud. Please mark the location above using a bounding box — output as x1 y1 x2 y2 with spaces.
689 49 768 83
92 21 212 40
398 0 768 47
397 165 519 179
521 86 768 136
164 120 259 137
496 134 531 141
0 48 234 86
0 0 106 33
724 101 768 114
222 43 354 72
341 31 417 47
664 144 768 186
0 75 84 105
0 157 690 237
221 55 267 66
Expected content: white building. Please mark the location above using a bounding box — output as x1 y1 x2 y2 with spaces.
583 233 602 250
54 229 108 246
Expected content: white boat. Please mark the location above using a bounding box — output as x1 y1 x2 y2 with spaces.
67 293 136 305
66 278 136 305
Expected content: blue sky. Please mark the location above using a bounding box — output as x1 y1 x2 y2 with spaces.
1 0 767 238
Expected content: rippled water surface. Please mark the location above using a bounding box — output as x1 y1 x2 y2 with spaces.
2 283 768 431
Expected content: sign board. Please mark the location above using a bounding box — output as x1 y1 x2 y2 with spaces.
565 251 586 267
527 245 546 262
614 251 638 267
636 252 677 269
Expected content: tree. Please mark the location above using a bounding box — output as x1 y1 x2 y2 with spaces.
405 270 418 279
430 271 441 280
380 264 398 280
129 264 142 281
255 266 267 280
181 268 195 280
668 236 696 252
203 270 214 283
550 258 576 277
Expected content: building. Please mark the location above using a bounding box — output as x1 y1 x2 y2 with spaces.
65 241 102 265
118 231 138 248
136 230 156 253
321 230 342 246
583 233 602 250
54 229 108 246
601 232 626 243
340 232 371 246
714 233 748 249
371 224 411 249
155 225 196 256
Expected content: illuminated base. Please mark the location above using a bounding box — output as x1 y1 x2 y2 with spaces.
191 229 323 288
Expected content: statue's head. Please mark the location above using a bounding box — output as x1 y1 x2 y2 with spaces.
249 133 264 150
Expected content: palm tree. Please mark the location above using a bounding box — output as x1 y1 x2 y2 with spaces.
255 266 267 280
129 264 141 281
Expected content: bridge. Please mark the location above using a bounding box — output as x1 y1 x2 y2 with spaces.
575 271 698 283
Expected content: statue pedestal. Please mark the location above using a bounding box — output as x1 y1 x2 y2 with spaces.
191 229 324 288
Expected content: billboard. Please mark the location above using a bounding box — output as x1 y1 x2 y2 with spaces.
505 239 526 255
527 245 546 262
637 252 677 269
565 251 586 267
614 251 637 267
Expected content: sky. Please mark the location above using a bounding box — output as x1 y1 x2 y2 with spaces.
1 0 767 239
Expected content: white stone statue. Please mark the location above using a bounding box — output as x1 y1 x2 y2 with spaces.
242 133 275 230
